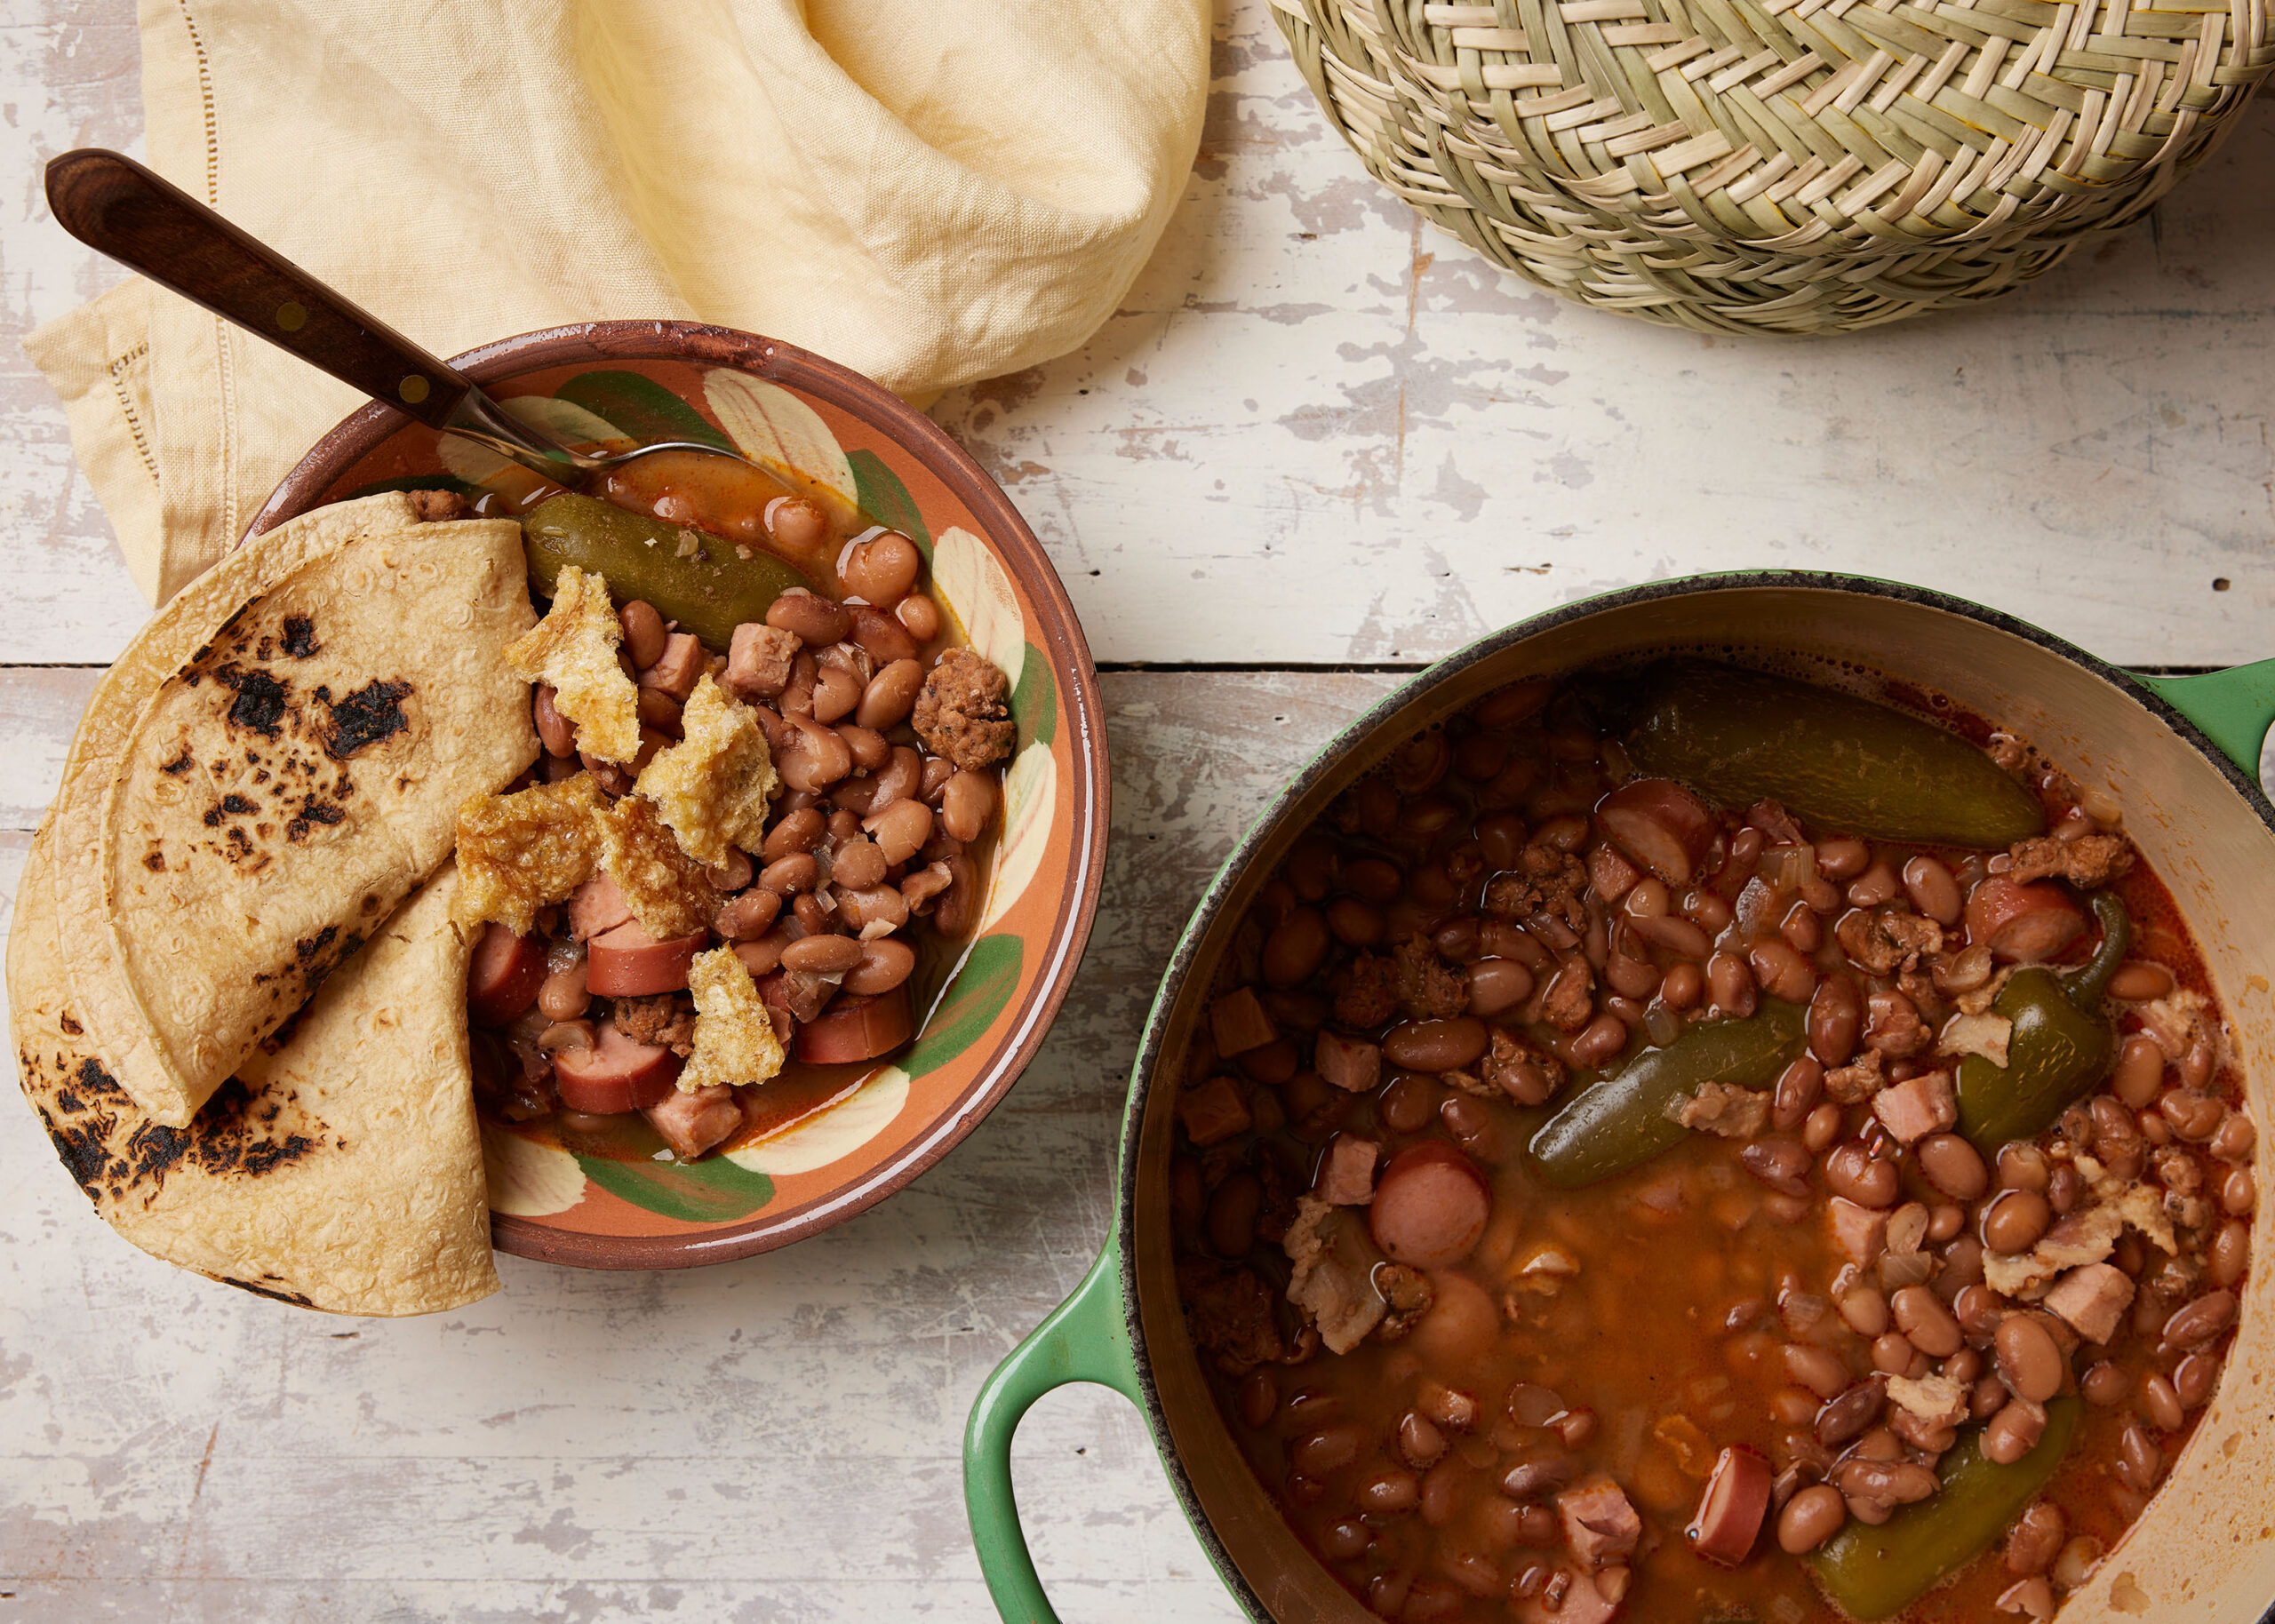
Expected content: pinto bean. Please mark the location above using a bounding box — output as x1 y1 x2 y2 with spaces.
1467 957 1533 1016
857 658 925 732
1984 1398 2046 1465
1383 1017 1489 1073
1809 975 1863 1067
941 769 996 842
1778 1485 1847 1554
1892 1286 1963 1357
1770 1056 1824 1134
842 529 922 602
1994 1315 2064 1402
2162 1291 2238 1351
767 590 850 648
778 712 855 792
537 959 591 1022
865 797 935 865
1900 856 1962 926
533 685 578 756
1918 1134 1989 1202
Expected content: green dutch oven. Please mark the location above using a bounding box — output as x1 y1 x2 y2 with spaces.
964 575 2275 1624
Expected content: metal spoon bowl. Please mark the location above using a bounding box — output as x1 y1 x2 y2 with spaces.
44 148 759 486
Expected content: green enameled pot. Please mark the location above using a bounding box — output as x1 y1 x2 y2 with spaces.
962 574 2275 1624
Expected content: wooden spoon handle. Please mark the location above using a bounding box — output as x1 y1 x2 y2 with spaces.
44 147 472 429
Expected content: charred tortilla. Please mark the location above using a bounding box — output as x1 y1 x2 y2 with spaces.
12 840 499 1316
50 493 539 1126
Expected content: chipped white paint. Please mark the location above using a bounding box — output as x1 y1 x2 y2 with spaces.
0 0 2268 1618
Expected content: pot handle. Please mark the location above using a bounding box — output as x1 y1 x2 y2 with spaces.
965 1242 1142 1624
2137 658 2275 782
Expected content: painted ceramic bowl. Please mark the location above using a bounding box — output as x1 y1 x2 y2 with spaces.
964 576 2275 1623
251 321 1107 1269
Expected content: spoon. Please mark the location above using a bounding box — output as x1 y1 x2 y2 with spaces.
44 147 754 485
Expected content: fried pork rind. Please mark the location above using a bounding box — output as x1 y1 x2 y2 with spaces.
635 674 780 866
453 773 605 934
48 492 537 1126
506 565 640 762
679 946 786 1093
594 792 713 940
12 842 499 1316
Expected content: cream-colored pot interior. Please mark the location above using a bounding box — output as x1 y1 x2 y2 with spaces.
1128 583 2275 1623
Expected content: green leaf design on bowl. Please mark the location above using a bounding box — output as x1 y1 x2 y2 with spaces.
1010 641 1057 749
344 473 480 500
557 370 732 452
848 448 932 553
904 933 1023 1079
575 1149 776 1222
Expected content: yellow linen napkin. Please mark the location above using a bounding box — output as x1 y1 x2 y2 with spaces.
27 0 1208 607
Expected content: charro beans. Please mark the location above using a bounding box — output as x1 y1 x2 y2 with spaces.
1155 665 2256 1624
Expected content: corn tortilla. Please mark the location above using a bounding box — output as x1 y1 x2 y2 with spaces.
50 494 539 1126
12 840 499 1316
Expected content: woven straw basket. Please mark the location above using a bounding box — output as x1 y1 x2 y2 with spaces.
1270 0 2270 332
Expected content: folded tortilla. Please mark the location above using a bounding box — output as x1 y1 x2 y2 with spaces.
12 840 499 1316
49 493 539 1126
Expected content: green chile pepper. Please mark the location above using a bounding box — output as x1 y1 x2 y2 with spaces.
1622 661 2046 848
1957 890 2132 1150
1528 1001 1806 1188
1812 1397 2081 1620
522 493 817 651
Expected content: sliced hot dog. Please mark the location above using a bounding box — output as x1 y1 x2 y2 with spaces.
1687 1445 1772 1566
643 1082 744 1159
554 1023 682 1113
1965 876 2086 963
1596 777 1718 886
795 985 914 1064
467 923 547 1026
587 918 708 996
569 872 635 941
1369 1142 1492 1268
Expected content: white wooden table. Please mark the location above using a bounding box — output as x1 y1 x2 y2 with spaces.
1 2 2268 1620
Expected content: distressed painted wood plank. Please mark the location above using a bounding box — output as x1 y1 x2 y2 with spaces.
0 673 1394 1621
1 0 2268 672
0 666 98 830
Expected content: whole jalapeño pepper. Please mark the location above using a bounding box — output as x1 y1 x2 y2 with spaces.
1529 1001 1807 1188
1812 1399 2081 1620
1957 890 2132 1151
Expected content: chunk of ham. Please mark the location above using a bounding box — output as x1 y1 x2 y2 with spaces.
1872 1070 1959 1144
1282 1196 1386 1353
1515 1569 1624 1624
1177 1074 1252 1147
1828 1198 1889 1266
643 1083 743 1159
1557 1477 1643 1564
637 631 706 701
1314 1134 1380 1205
2043 1262 2135 1344
1314 1030 1381 1094
1209 986 1278 1057
1888 1373 1968 1428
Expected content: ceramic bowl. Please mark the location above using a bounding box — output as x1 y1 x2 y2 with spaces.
253 321 1108 1269
964 575 2275 1623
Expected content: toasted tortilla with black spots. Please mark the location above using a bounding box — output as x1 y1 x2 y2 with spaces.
12 839 498 1316
47 493 539 1126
